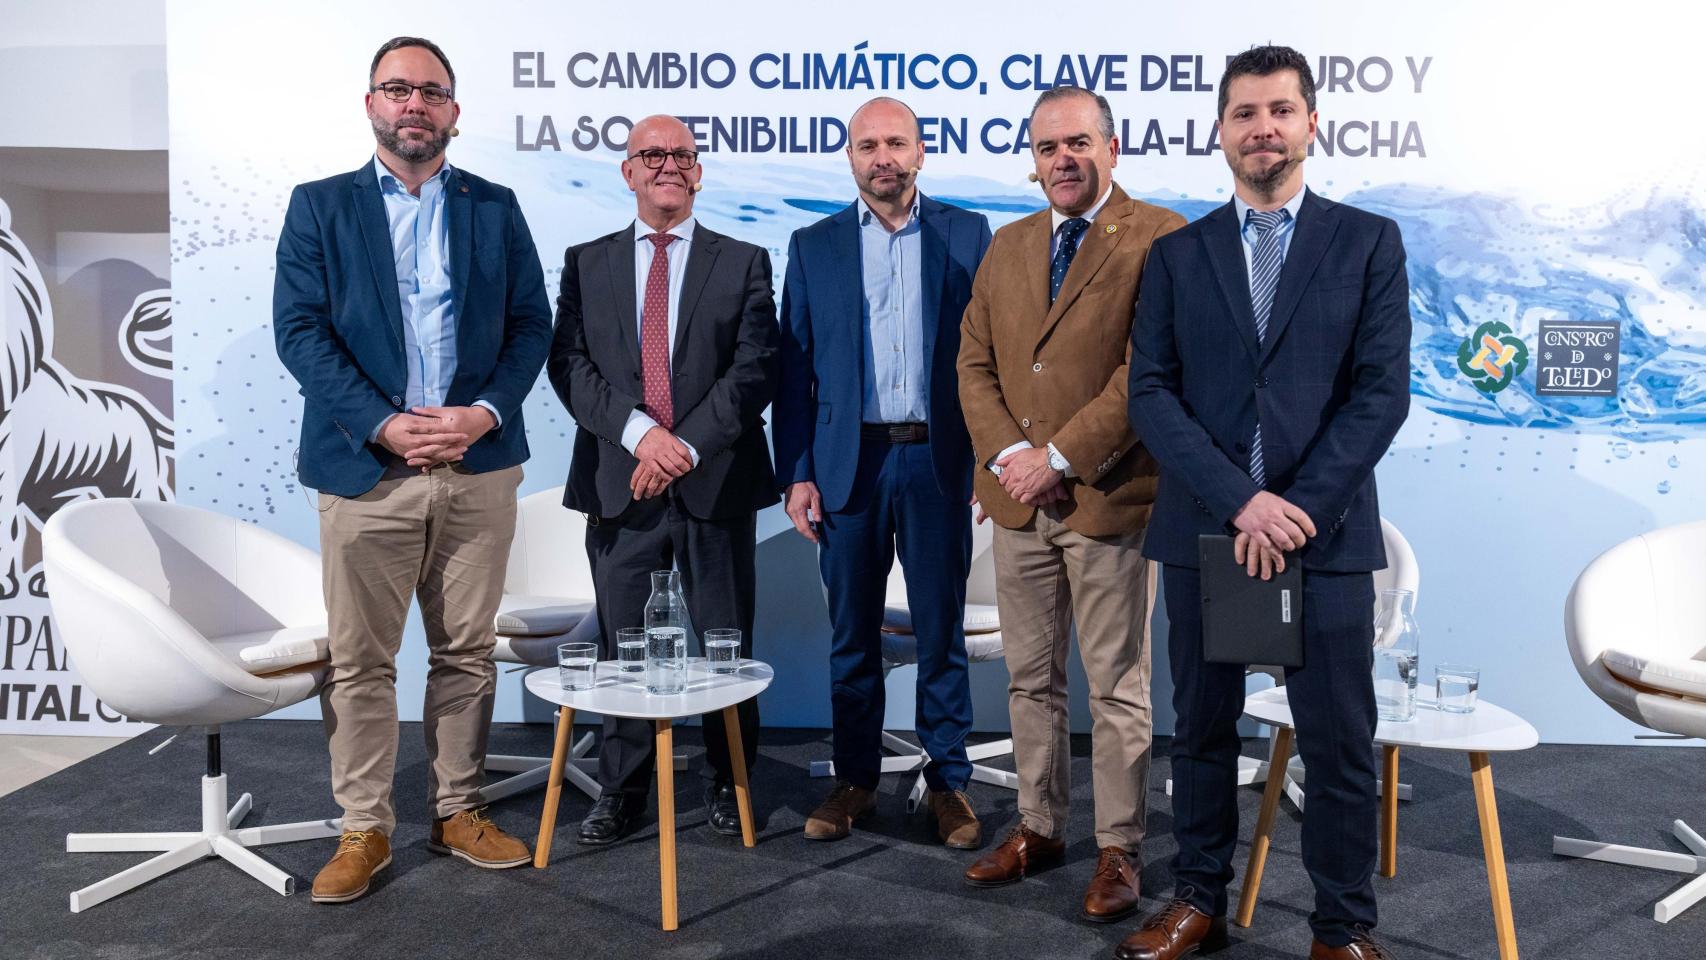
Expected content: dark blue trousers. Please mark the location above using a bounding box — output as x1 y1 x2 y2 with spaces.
1164 564 1379 947
819 438 973 792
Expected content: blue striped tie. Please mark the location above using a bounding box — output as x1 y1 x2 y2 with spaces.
1246 208 1290 487
1050 217 1090 303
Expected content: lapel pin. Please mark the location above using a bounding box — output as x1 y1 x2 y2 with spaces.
1105 224 1118 234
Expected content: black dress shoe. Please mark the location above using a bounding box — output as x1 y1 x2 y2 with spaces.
578 792 644 846
705 779 742 837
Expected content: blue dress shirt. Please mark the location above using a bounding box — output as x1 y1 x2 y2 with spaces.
857 197 927 424
1232 185 1306 288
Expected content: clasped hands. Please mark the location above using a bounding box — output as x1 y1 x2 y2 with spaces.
630 425 695 500
377 405 496 470
993 446 1066 507
1231 490 1318 581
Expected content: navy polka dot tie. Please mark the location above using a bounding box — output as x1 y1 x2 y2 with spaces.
641 233 677 429
1049 217 1090 303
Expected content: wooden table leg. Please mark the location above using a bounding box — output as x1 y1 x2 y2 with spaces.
1381 745 1399 878
1470 752 1519 960
722 704 756 847
656 718 678 932
533 706 574 869
1235 725 1293 928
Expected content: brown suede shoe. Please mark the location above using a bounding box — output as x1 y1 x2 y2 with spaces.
1113 898 1228 960
1310 928 1396 959
963 823 1066 887
804 781 876 841
311 830 392 904
428 807 531 868
927 789 983 849
1082 846 1142 923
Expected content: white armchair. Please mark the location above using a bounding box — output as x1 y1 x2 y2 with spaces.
42 499 342 913
481 487 600 803
810 519 1019 812
1553 520 1706 922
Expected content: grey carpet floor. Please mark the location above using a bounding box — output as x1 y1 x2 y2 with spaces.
5 720 1704 959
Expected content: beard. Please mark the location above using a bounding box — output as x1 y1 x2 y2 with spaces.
1231 146 1298 196
858 166 913 201
373 116 450 163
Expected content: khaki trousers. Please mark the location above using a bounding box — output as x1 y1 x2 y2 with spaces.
317 463 520 835
992 509 1155 851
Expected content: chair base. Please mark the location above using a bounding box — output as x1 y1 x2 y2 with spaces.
809 731 1019 813
483 732 689 804
65 773 342 913
1554 819 1706 922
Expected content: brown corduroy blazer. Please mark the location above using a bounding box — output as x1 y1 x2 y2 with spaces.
957 184 1186 537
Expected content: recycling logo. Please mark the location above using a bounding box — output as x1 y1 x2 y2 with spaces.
1457 321 1529 394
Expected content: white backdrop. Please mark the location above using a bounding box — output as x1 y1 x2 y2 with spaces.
160 0 1706 741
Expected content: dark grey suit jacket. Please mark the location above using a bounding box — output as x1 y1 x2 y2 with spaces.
547 222 779 520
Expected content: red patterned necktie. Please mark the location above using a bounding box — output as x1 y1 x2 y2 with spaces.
641 232 678 429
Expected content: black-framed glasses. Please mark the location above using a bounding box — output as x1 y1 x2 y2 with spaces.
371 81 453 105
629 148 700 171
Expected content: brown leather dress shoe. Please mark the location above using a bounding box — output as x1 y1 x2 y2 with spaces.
963 823 1066 887
927 789 983 849
1113 898 1228 960
1082 846 1141 923
804 781 876 841
429 806 531 868
311 830 392 904
1310 928 1396 959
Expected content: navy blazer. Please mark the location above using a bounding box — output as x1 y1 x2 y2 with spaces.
774 194 991 512
273 161 553 497
547 222 779 521
1128 189 1411 572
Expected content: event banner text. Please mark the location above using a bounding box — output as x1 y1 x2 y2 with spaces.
510 48 1432 159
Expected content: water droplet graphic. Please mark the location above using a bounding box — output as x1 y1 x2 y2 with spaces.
1658 480 1672 494
1669 455 1680 468
1611 442 1632 459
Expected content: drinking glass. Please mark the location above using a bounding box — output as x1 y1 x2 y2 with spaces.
557 641 598 691
705 628 741 674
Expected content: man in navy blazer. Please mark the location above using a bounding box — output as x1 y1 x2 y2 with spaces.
1122 47 1411 960
273 37 552 904
774 97 991 848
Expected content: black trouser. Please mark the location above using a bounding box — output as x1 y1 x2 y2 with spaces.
586 493 760 797
1163 563 1379 947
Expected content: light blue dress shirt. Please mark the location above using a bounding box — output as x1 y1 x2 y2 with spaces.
1232 185 1306 289
368 156 498 441
619 216 700 465
857 197 927 424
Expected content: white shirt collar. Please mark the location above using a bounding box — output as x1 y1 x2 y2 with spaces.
634 216 696 245
1051 183 1115 235
1233 184 1307 229
857 195 921 231
372 154 451 194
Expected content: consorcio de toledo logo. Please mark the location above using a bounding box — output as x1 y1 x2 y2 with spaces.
1457 321 1529 394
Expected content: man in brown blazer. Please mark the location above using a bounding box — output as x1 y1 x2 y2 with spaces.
957 86 1185 924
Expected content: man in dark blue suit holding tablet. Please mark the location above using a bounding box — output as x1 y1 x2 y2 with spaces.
774 97 991 848
1123 46 1411 960
273 36 552 904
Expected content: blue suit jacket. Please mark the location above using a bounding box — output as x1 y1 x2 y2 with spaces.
774 194 991 512
273 161 553 497
1128 189 1411 572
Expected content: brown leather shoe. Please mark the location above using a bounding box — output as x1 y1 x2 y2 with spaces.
804 781 876 841
1113 898 1229 960
1310 928 1396 959
428 806 531 868
963 823 1066 887
311 830 392 904
1082 846 1142 923
927 789 983 849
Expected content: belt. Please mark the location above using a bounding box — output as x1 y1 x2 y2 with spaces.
860 422 929 444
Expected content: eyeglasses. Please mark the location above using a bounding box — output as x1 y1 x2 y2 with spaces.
371 81 453 105
628 148 700 171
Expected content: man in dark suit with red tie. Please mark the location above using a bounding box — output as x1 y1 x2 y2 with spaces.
1123 46 1412 960
547 114 779 846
